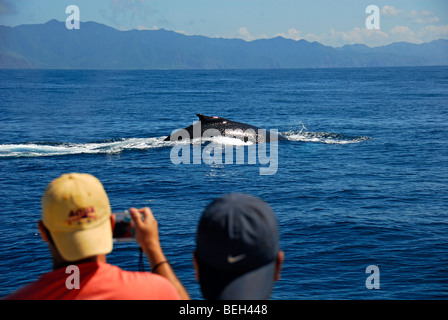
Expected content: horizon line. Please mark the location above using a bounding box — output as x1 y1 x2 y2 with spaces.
3 19 447 49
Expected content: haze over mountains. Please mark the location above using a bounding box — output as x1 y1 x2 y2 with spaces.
1 19 447 69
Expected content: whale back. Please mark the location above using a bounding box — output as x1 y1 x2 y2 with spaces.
164 114 287 142
196 114 230 124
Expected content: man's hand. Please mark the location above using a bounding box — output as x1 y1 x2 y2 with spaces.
129 207 161 252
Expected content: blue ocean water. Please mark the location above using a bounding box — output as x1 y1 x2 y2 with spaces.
0 67 447 299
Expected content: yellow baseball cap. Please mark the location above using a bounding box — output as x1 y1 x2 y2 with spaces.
41 173 113 261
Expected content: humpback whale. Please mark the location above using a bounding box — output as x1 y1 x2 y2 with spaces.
164 114 287 143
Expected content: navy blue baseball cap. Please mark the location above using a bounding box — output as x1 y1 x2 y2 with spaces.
195 193 280 300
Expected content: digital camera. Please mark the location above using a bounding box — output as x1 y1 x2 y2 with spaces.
112 210 136 241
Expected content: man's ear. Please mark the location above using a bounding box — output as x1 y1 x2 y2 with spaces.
38 220 49 242
110 214 116 232
275 250 284 281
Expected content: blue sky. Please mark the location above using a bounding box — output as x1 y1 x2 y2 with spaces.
0 0 447 47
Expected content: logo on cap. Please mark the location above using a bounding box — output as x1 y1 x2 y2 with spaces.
227 253 247 264
66 206 97 225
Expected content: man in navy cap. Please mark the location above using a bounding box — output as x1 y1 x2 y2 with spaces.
194 193 284 300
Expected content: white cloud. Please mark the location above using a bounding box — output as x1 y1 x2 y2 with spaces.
136 25 160 31
274 28 302 41
382 5 402 16
174 29 195 36
298 6 447 47
408 9 439 24
418 24 448 40
234 27 302 42
390 25 413 35
273 23 448 48
387 24 448 44
237 27 256 41
304 27 390 47
225 23 447 47
382 6 440 25
414 16 440 25
196 4 448 48
389 26 421 43
234 27 270 41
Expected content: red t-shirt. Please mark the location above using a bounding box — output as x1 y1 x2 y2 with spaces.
4 262 180 300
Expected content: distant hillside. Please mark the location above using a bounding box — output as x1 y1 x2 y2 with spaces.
1 20 447 69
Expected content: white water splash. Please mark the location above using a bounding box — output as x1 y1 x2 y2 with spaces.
0 138 165 158
0 129 370 158
0 135 257 158
284 131 371 144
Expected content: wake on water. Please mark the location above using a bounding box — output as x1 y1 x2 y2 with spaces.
284 131 371 145
0 129 371 158
0 138 165 158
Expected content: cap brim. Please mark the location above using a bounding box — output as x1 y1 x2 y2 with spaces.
51 220 113 262
218 261 276 300
200 260 276 300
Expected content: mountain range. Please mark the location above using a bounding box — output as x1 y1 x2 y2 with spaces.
1 19 447 69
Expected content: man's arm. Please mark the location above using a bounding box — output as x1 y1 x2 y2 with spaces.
130 207 190 300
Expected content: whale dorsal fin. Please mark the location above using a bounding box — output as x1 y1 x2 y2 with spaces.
196 114 226 123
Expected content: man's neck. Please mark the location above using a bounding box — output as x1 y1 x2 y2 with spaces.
53 255 106 271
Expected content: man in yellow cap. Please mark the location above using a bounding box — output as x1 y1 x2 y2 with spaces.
5 173 189 300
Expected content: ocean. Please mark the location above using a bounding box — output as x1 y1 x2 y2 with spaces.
0 67 447 299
